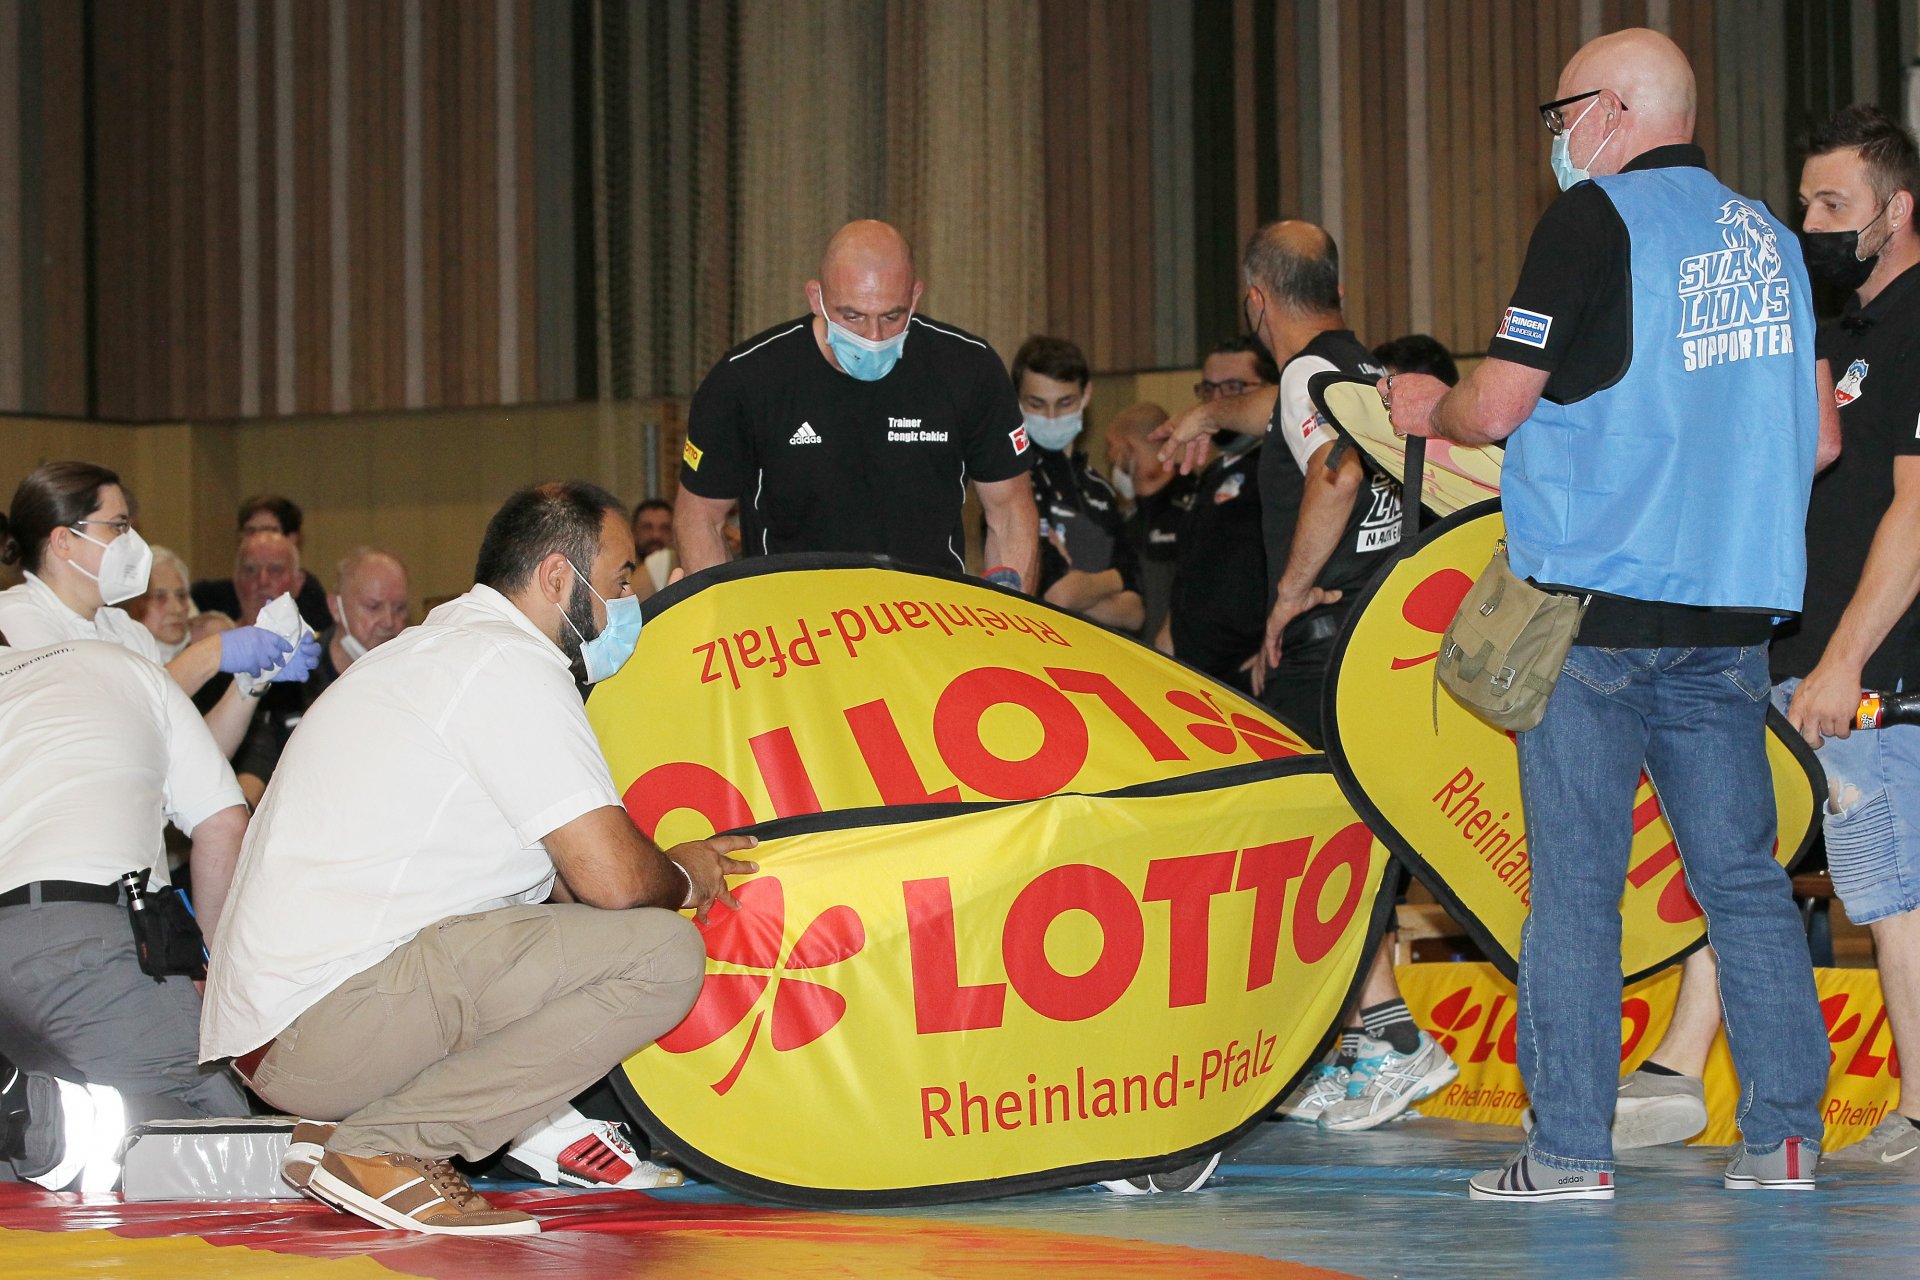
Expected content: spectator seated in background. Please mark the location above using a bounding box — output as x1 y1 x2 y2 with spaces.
1104 401 1193 653
1373 333 1461 388
0 630 251 1192
1161 336 1278 689
193 494 332 633
631 498 673 598
131 545 197 662
233 547 413 807
1012 335 1145 632
0 462 321 757
631 499 672 563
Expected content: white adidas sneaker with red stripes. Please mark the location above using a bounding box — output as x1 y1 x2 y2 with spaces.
501 1104 685 1191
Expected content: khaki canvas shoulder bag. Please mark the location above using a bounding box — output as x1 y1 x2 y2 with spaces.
1435 542 1587 732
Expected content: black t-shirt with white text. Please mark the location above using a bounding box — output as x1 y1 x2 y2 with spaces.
1031 447 1141 601
1260 329 1395 626
1771 263 1920 687
680 314 1029 572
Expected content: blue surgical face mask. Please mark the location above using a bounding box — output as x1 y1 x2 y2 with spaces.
557 560 642 683
818 296 911 381
1023 409 1083 452
1550 98 1614 191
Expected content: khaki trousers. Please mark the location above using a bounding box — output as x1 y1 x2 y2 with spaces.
250 903 703 1160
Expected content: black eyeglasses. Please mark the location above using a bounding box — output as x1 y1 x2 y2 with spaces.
1537 89 1626 136
1194 378 1264 401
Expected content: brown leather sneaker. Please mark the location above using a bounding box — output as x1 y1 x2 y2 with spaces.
307 1150 540 1236
280 1120 337 1193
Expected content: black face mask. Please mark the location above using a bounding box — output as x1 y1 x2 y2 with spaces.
1798 201 1890 293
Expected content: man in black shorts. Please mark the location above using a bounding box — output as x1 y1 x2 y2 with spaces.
674 220 1039 589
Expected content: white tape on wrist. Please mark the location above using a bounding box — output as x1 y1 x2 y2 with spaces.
670 860 696 910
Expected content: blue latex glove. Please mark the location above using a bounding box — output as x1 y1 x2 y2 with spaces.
270 634 324 683
219 626 293 676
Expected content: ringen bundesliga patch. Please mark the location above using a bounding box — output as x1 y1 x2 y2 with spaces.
1495 307 1552 349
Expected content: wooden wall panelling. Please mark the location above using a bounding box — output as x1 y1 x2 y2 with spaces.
0 0 19 412
1086 0 1114 367
1125 0 1154 370
512 0 538 405
37 0 85 414
205 0 240 421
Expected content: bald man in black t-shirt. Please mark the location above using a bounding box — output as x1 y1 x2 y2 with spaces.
675 221 1039 588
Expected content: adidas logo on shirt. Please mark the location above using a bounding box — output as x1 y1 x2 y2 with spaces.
789 422 823 445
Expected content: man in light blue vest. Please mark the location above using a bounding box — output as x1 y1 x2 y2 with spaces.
1387 28 1839 1202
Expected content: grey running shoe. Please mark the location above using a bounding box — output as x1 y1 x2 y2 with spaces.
1321 1031 1459 1132
1276 1062 1351 1123
1096 1150 1222 1195
1613 1069 1708 1149
1827 1114 1920 1167
1469 1149 1615 1202
1724 1136 1819 1190
1519 1069 1709 1148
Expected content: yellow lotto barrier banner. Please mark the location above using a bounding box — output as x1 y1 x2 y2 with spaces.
612 766 1392 1203
1399 962 1903 1150
1323 503 1824 981
589 558 1378 1203
589 556 1313 850
1312 374 1503 517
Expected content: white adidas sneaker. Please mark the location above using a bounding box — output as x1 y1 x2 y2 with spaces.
501 1104 684 1191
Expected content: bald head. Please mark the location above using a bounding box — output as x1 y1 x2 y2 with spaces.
809 220 923 345
1242 220 1342 316
1103 401 1175 498
234 530 300 625
332 547 411 658
1557 28 1696 169
1106 401 1169 444
337 547 408 597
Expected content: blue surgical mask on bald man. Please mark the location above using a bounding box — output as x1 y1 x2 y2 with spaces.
815 289 912 381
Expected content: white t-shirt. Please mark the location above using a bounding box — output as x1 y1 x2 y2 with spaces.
644 547 677 593
0 572 166 663
200 585 623 1059
1272 355 1342 474
0 640 244 894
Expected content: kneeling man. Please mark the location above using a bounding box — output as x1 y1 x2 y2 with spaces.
200 481 752 1236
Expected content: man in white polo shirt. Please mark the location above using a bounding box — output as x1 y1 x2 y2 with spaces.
0 632 251 1188
201 480 754 1238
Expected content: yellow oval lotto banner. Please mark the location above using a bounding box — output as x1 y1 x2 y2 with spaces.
589 556 1313 850
611 763 1391 1203
1324 503 1823 982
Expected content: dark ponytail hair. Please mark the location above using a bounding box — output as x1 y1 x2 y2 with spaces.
1 461 128 573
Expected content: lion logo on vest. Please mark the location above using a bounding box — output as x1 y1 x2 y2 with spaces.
1717 200 1783 283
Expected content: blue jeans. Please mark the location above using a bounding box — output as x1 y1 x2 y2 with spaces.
1772 676 1920 925
1514 644 1827 1169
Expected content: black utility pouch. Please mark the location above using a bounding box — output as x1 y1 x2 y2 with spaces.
120 869 208 982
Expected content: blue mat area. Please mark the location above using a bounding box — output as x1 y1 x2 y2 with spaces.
487 1116 1920 1278
871 1117 1920 1279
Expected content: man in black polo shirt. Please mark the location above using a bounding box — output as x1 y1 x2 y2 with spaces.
1162 337 1277 681
674 220 1039 588
1160 221 1400 744
1010 335 1143 632
1771 104 1920 1166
